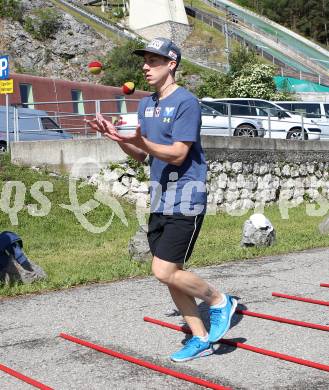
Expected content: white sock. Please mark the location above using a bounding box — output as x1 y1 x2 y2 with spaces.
198 334 209 342
210 294 227 309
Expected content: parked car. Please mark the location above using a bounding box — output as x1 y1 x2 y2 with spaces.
114 113 138 135
114 102 266 138
200 102 265 137
0 106 73 152
201 98 321 140
275 101 329 140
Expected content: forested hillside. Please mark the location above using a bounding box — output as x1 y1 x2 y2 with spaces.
235 0 329 47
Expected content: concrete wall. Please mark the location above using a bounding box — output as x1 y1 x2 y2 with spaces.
129 0 188 30
296 93 329 102
10 138 127 177
202 136 329 162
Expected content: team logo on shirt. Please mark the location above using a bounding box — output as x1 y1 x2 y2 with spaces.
145 106 154 117
162 107 175 123
164 107 175 117
155 107 161 117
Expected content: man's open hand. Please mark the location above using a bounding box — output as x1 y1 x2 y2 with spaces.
85 113 123 142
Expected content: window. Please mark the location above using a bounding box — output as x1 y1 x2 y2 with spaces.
253 100 289 117
71 90 85 114
200 103 222 116
115 95 127 113
202 101 227 115
229 100 257 116
276 103 292 111
324 104 329 119
41 117 61 131
291 103 321 118
19 84 34 108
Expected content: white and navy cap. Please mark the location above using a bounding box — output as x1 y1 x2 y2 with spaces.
133 37 181 67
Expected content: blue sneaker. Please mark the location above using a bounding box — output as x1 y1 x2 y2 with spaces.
208 295 237 343
170 336 214 362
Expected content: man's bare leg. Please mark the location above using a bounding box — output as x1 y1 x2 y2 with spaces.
168 285 207 337
152 256 226 337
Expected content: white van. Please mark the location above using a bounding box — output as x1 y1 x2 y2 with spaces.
201 98 321 140
275 101 329 140
0 106 72 151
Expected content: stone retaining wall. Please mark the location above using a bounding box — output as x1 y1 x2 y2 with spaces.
88 137 329 216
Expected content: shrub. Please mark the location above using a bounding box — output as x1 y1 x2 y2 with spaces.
0 0 23 21
24 8 61 41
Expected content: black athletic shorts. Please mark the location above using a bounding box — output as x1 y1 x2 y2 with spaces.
147 213 204 264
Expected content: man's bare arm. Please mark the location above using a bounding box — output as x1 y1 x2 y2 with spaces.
137 138 192 166
118 142 147 162
85 114 147 162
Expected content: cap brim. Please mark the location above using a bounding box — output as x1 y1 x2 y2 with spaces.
132 48 175 61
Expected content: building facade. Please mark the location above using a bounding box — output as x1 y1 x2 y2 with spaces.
0 73 149 134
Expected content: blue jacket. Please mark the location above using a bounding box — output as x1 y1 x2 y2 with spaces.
0 231 28 269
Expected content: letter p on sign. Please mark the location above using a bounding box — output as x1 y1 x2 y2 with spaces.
0 56 9 80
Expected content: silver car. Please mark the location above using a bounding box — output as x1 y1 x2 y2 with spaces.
200 102 265 137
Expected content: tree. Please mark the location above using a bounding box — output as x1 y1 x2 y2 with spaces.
194 71 231 98
228 63 277 99
100 40 149 91
228 44 259 75
195 44 292 100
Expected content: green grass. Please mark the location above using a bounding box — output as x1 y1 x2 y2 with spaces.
184 16 228 65
184 0 226 18
1 156 329 297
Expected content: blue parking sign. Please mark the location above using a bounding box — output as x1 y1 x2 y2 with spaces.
0 56 9 80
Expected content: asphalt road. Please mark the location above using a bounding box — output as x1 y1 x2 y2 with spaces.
1 248 329 389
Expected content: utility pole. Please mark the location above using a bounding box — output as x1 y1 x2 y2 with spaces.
224 6 231 72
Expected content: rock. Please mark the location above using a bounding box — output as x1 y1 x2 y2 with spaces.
128 225 151 262
125 168 136 176
103 168 125 183
281 165 291 177
121 176 131 187
0 255 47 285
112 182 128 197
3 1 115 82
232 162 243 173
132 182 149 194
241 213 276 247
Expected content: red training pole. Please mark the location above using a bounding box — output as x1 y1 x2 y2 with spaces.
59 333 231 390
272 292 329 306
320 283 329 288
144 317 329 373
235 309 329 332
0 363 53 390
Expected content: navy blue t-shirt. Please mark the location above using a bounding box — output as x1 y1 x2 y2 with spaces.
138 87 207 215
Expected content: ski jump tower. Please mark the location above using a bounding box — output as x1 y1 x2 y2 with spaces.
128 0 191 44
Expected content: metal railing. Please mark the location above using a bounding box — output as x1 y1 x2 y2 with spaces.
4 98 329 151
2 98 140 151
